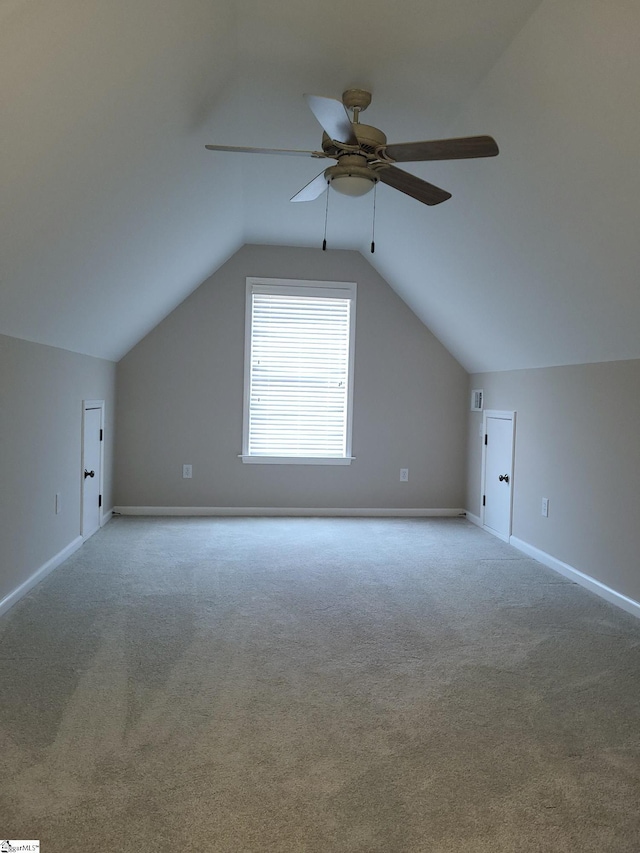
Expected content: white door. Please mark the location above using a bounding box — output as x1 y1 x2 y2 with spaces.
482 411 516 542
82 403 103 539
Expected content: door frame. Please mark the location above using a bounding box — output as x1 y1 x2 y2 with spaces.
81 399 105 539
480 409 516 542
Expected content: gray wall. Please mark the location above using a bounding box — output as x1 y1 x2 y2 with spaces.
0 334 116 605
467 360 640 603
116 244 468 510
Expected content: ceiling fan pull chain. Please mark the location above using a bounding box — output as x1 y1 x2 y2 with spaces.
370 182 377 253
322 182 330 251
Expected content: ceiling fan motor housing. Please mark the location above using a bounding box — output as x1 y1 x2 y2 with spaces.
321 121 388 196
321 124 388 158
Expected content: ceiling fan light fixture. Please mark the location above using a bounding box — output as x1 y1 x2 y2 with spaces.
325 160 378 197
330 173 377 197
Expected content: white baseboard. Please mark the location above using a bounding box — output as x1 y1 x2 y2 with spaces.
0 536 83 619
101 508 113 527
465 511 482 527
113 506 467 518
510 536 640 620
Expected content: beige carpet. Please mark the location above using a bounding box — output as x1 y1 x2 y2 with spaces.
1 517 639 852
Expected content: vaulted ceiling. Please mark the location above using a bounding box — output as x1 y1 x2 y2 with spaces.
3 0 640 372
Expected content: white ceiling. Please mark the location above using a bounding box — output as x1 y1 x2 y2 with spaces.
3 0 640 372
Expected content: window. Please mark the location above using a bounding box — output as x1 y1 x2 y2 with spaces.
242 277 356 464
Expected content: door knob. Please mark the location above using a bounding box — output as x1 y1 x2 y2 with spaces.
498 474 510 484
84 469 95 479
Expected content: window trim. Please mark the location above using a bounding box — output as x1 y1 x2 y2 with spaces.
241 277 357 465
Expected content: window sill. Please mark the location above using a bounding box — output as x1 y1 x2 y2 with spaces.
240 456 355 466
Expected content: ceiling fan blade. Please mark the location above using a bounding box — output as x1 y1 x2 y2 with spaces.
290 171 329 203
383 135 499 162
205 144 328 158
378 166 452 206
303 94 358 145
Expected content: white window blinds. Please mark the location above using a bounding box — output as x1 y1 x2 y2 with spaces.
243 279 356 462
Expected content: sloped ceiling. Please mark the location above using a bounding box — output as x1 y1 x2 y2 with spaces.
3 0 640 372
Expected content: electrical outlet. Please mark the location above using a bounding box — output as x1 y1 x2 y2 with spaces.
400 468 409 482
55 492 62 514
183 464 192 479
541 497 549 517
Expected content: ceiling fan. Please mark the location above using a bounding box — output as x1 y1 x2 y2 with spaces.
205 88 499 207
